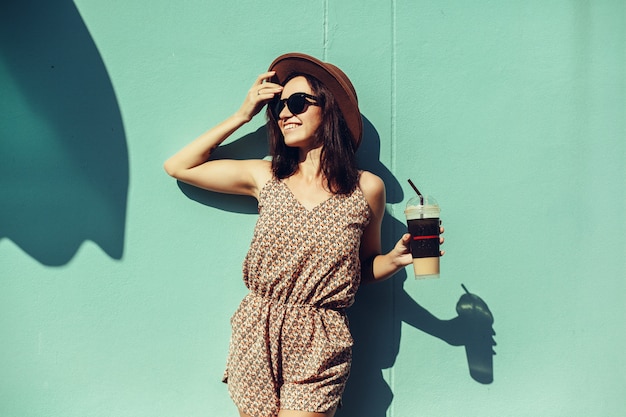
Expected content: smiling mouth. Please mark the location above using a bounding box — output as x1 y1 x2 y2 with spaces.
284 123 299 130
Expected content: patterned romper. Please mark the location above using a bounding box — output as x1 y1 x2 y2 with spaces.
223 177 371 417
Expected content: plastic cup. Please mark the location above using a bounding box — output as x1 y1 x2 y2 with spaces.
404 195 440 279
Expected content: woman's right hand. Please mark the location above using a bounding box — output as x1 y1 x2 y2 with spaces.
236 71 283 122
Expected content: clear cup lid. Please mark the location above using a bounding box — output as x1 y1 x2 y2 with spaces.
405 195 439 209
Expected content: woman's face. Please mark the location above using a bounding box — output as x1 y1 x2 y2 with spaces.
277 76 323 150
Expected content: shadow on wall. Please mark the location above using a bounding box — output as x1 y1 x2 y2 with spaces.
172 115 496 415
177 126 269 214
0 0 128 266
343 280 496 416
339 118 496 417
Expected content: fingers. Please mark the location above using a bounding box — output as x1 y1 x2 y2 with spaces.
255 71 282 97
239 72 283 120
439 224 445 255
255 71 276 85
256 85 282 98
395 233 412 256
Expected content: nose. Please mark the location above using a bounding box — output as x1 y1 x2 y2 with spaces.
278 102 292 119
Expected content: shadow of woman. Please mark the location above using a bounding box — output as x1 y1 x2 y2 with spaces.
338 117 496 416
342 266 496 416
176 126 269 214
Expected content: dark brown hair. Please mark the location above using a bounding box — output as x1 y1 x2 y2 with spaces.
266 73 359 195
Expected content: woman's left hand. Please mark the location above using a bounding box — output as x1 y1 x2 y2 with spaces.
393 225 445 267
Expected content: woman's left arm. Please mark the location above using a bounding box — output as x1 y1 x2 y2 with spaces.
359 172 443 284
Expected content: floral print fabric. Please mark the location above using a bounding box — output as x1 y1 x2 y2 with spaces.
223 178 371 417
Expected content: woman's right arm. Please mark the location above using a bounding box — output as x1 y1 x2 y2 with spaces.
163 71 282 197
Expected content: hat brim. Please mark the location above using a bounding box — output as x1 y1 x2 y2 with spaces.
269 53 362 148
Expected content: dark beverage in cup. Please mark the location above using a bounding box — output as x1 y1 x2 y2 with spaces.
404 195 440 278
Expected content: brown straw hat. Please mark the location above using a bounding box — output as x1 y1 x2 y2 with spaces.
268 52 362 148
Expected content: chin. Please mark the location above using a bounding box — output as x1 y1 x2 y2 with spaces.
283 135 312 149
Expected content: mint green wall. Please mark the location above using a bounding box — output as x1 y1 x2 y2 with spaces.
1 1 624 416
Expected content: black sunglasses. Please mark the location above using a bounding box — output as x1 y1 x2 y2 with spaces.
271 93 320 119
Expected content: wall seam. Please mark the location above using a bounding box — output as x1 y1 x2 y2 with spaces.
390 0 397 176
389 1 397 416
323 0 329 60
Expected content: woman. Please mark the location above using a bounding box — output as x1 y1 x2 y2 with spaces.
164 53 443 417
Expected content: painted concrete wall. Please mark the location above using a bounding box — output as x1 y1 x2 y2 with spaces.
1 1 624 416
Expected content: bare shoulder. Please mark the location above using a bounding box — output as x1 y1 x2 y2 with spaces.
358 171 386 214
359 171 385 196
247 159 273 194
246 159 272 178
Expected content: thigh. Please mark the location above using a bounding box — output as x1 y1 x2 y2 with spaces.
277 408 336 417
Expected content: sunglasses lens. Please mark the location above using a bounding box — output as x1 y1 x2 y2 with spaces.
272 100 284 118
271 93 316 118
287 94 306 114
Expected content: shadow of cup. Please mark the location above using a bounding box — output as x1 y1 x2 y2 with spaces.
456 286 496 384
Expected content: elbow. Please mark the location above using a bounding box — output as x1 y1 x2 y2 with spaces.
359 254 377 285
163 159 180 178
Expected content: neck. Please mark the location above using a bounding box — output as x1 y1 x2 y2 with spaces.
297 145 323 179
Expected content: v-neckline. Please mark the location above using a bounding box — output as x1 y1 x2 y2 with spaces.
279 179 335 213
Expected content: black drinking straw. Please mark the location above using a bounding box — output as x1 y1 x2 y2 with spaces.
407 179 424 205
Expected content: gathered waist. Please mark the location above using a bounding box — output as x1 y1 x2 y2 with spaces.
244 291 346 313
229 291 354 353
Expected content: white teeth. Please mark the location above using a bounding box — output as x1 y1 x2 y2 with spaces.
284 123 298 130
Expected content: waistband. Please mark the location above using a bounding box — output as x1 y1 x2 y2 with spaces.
245 291 346 313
